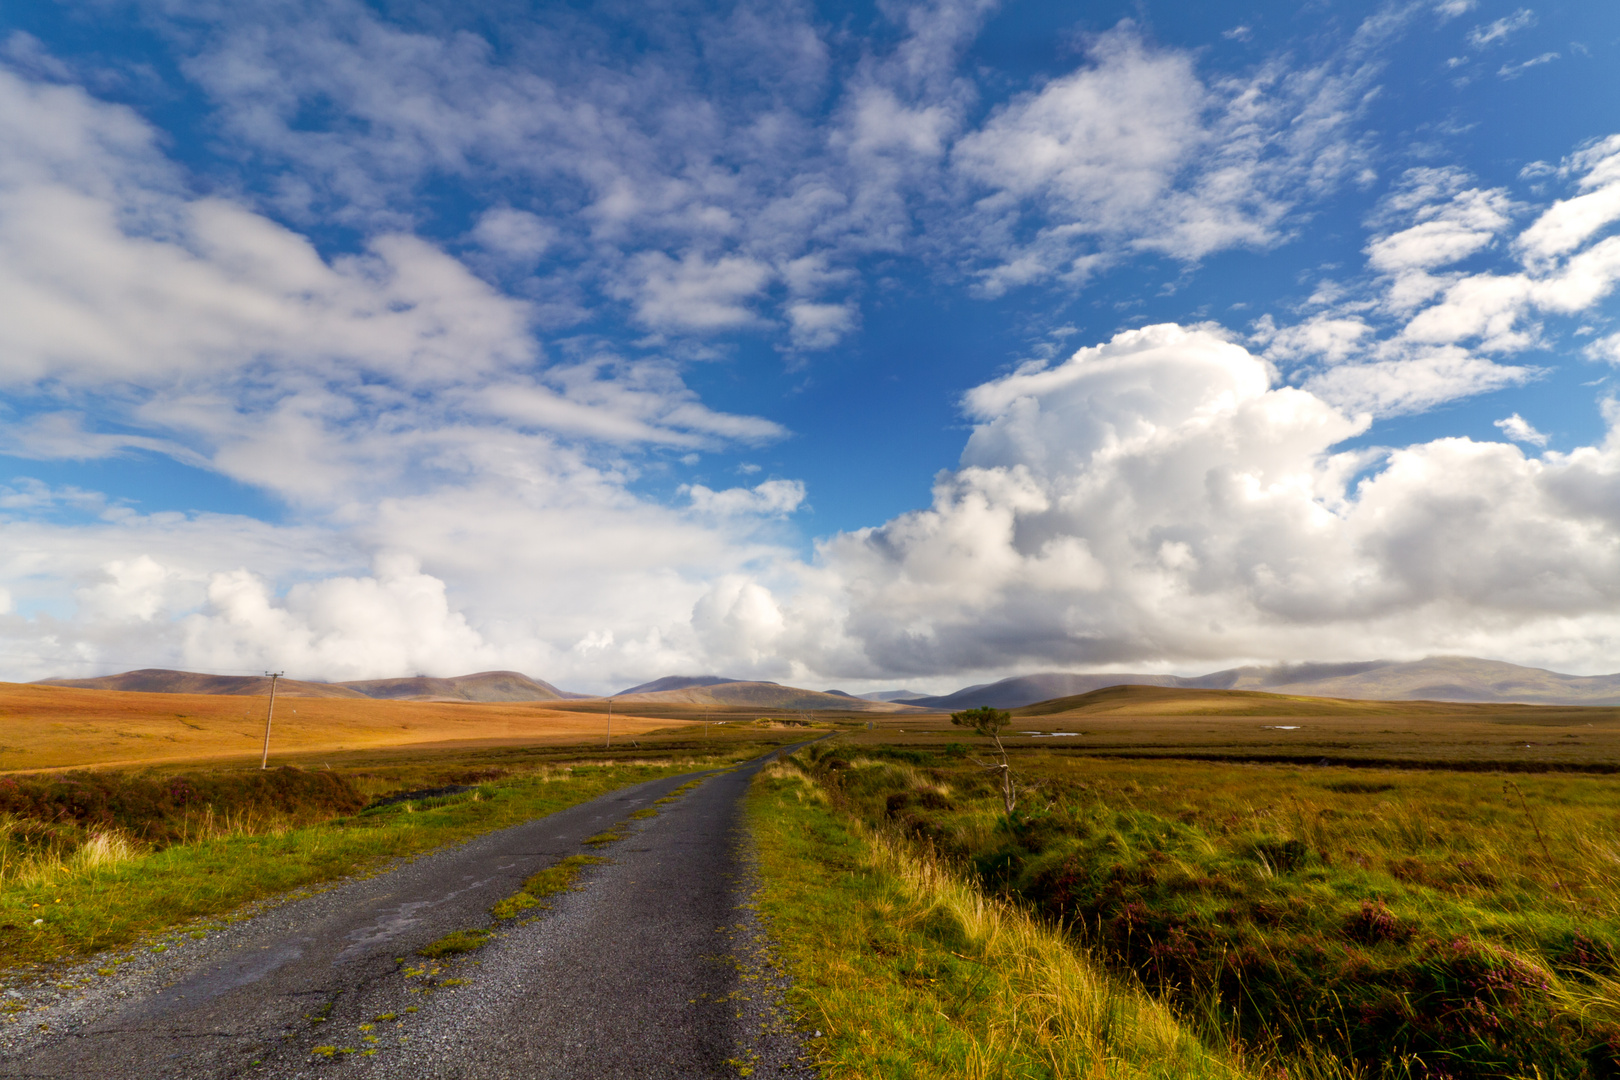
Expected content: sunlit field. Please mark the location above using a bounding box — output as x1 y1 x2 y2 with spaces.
0 681 697 772
749 687 1620 1079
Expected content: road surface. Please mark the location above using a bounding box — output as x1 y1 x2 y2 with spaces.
0 750 815 1079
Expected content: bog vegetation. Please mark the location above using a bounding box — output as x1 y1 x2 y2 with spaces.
750 759 1253 1079
771 741 1620 1079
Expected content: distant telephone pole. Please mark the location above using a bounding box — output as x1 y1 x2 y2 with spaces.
260 671 284 769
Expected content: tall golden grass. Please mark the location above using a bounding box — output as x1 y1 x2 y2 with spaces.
750 761 1310 1079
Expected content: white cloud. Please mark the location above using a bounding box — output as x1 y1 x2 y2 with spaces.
1468 9 1535 48
1498 51 1559 78
684 479 807 517
1585 331 1620 364
0 58 815 688
1364 178 1516 273
0 70 534 390
785 301 859 349
1256 142 1620 421
15 9 1620 692
1495 413 1548 445
1304 349 1537 416
471 207 555 262
1258 314 1373 364
179 556 499 682
770 324 1620 678
622 251 774 331
1518 135 1620 263
0 63 789 507
949 22 1375 293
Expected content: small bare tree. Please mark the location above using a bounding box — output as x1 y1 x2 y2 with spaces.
951 706 1017 814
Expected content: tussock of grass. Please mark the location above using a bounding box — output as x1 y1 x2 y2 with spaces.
491 854 608 919
417 928 492 958
749 761 1252 1080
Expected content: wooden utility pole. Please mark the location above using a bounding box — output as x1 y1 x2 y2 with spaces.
606 697 613 749
260 671 284 770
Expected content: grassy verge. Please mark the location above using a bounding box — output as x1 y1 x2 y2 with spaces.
0 755 743 974
748 758 1254 1079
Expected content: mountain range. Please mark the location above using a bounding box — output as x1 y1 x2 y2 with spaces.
35 669 580 703
887 656 1620 709
33 656 1620 710
29 669 902 711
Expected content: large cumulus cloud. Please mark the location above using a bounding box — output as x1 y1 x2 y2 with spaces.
768 324 1620 679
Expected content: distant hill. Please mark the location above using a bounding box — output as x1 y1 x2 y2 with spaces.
34 668 584 702
1013 684 1438 719
1210 657 1620 705
35 669 369 699
858 689 928 702
610 679 914 712
614 675 744 696
338 671 582 702
905 673 1184 710
909 657 1620 710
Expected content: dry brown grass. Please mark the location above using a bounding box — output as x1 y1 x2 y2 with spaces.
0 682 698 772
847 685 1620 769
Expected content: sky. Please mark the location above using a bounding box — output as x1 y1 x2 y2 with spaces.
2 0 1620 694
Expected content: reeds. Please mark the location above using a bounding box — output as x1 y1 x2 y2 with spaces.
864 823 1229 1076
0 820 142 890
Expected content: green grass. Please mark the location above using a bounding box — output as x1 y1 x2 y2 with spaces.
491 854 609 919
800 742 1620 1079
748 760 1254 1079
0 757 738 973
417 928 492 957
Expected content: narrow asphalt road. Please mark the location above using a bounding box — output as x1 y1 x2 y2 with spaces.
0 748 816 1079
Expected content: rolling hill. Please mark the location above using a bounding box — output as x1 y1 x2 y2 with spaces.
906 657 1620 710
35 668 582 702
35 669 370 699
608 679 915 712
338 671 581 701
613 675 743 695
1011 684 1468 719
906 673 1183 710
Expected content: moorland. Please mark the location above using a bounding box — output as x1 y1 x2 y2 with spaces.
6 678 1620 1078
751 686 1620 1079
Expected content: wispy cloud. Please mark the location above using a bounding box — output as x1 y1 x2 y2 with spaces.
1468 8 1536 48
1499 51 1559 78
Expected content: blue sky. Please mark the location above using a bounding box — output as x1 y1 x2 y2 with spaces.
2 0 1620 692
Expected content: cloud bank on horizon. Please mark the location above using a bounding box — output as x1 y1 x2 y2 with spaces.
2 0 1619 693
